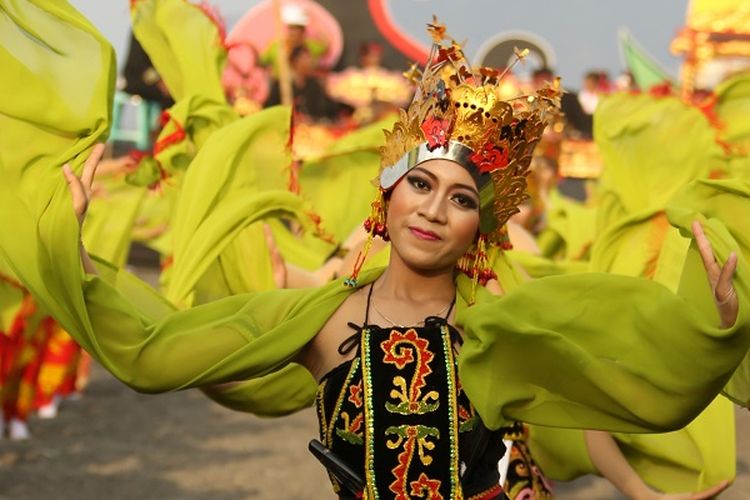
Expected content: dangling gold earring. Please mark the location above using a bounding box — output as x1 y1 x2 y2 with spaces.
456 233 497 304
344 189 388 287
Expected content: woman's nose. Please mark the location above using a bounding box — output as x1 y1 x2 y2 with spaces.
417 192 447 224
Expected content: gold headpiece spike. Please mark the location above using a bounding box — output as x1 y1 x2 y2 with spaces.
403 62 422 84
514 47 531 59
496 47 530 83
426 15 448 42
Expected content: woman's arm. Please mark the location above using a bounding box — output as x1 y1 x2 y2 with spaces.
584 430 730 500
55 146 329 397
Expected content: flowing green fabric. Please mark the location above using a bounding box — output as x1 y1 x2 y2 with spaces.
670 180 750 406
459 181 750 430
131 0 225 103
540 189 597 262
0 282 24 334
129 0 237 184
83 178 147 266
0 256 24 334
130 186 175 256
164 107 310 307
167 110 398 305
0 0 114 335
298 117 394 243
525 91 744 491
60 192 749 428
591 92 728 276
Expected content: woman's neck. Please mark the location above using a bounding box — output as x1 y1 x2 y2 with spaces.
374 252 456 304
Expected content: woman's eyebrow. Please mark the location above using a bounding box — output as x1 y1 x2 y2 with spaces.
412 166 480 197
413 166 438 181
452 183 479 197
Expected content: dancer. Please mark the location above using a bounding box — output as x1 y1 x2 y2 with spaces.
2 3 748 498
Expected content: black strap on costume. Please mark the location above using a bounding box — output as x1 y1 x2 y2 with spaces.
338 283 457 355
363 281 375 325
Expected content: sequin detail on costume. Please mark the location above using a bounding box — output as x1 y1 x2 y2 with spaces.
362 324 459 499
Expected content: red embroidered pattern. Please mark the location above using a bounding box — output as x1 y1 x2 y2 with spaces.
410 472 444 499
381 330 438 414
348 381 363 408
467 484 503 500
389 428 417 499
336 411 364 445
381 329 425 370
387 425 443 499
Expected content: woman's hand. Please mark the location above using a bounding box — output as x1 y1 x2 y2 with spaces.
692 221 739 328
62 143 105 228
646 480 729 500
584 430 730 500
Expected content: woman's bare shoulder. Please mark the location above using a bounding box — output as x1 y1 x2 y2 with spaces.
318 286 368 337
297 285 368 381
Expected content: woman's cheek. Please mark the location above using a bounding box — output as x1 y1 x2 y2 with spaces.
451 209 480 248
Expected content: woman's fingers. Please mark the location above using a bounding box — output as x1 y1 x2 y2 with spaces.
716 252 738 303
692 221 720 284
81 143 106 191
63 164 87 218
689 480 730 500
691 221 739 327
62 144 106 225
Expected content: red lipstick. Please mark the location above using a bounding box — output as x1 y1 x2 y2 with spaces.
409 226 441 241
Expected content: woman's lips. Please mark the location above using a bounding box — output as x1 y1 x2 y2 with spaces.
409 226 441 241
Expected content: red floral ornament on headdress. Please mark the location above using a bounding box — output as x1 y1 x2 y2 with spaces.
420 115 452 150
470 142 509 173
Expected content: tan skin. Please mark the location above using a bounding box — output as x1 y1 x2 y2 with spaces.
66 145 739 499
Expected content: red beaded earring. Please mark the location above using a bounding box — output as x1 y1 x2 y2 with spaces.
344 189 388 287
456 233 499 303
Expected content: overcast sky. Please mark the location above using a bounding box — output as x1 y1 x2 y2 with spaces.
69 0 689 87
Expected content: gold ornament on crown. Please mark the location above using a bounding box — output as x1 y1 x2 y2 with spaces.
378 17 562 244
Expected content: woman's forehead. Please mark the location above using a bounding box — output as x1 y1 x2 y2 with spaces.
417 158 477 187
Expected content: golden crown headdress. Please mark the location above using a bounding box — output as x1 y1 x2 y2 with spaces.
377 18 561 244
344 19 561 290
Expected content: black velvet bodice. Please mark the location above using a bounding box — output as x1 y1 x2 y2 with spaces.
315 308 507 499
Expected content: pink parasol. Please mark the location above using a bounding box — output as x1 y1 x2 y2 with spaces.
227 0 343 69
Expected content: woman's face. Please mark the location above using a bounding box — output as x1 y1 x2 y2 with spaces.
386 159 480 274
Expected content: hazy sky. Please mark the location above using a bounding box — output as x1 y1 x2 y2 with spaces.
69 0 689 87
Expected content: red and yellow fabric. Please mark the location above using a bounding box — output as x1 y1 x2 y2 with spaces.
33 323 81 409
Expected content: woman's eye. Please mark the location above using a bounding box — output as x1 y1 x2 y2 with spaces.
407 175 430 191
453 194 478 210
